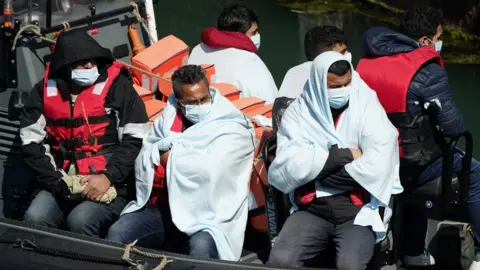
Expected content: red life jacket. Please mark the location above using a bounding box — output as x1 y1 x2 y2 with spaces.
294 113 369 206
43 62 123 175
356 46 444 169
150 111 185 208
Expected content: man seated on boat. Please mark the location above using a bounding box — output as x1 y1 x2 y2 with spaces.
278 25 351 99
273 26 352 133
187 4 278 104
19 29 149 237
267 52 403 270
357 6 480 269
107 65 256 261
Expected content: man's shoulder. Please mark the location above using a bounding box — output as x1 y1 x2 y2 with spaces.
410 60 447 90
286 61 312 75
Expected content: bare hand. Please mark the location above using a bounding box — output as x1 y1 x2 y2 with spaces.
160 151 170 167
349 148 363 160
80 174 111 201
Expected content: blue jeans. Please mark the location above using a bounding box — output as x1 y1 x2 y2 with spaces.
23 190 126 237
107 206 219 259
403 150 480 255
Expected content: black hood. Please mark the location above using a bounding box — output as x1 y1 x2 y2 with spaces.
361 26 420 57
49 29 114 78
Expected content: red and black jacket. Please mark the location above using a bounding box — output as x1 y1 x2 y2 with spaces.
357 27 465 184
20 30 149 196
357 34 445 179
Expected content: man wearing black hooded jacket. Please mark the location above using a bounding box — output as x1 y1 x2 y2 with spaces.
357 6 480 269
19 29 149 237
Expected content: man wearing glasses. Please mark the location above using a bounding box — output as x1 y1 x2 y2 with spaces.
108 65 256 261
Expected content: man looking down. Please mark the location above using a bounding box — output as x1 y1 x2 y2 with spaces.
108 65 256 260
268 52 403 269
278 25 351 99
20 29 149 236
188 4 278 103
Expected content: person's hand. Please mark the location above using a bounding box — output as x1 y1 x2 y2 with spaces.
349 148 363 160
80 174 111 201
160 151 170 167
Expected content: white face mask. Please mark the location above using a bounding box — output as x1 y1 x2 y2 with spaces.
71 66 100 86
343 52 352 62
184 103 212 124
250 34 261 50
434 40 443 53
327 85 352 109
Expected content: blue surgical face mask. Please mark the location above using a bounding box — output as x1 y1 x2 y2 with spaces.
184 103 212 124
71 66 100 86
327 85 351 109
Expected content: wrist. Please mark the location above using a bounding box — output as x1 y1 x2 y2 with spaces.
98 169 113 185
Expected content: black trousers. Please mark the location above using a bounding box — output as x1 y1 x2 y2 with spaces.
268 210 376 270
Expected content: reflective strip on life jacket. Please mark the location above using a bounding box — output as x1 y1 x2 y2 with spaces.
43 63 123 175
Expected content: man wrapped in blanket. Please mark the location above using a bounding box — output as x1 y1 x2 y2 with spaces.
267 51 403 270
107 65 256 261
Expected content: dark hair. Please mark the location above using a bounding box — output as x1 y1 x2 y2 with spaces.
217 4 259 34
304 26 348 61
400 6 444 40
171 65 209 98
328 60 351 76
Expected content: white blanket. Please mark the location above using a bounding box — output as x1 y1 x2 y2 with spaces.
122 88 256 260
268 51 403 242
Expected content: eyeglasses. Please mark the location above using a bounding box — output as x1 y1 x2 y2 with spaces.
177 94 212 106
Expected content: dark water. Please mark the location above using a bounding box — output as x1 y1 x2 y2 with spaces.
155 0 480 158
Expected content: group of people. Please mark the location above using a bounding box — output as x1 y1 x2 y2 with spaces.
17 3 480 270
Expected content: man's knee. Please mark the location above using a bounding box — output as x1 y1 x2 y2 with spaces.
67 202 116 236
23 191 62 227
106 219 129 244
335 226 375 270
189 231 218 258
336 252 370 270
268 244 304 268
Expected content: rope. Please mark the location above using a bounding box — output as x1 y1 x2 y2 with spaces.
11 24 56 51
11 21 71 51
129 1 156 44
122 240 172 270
61 21 71 31
10 22 171 83
2 238 133 266
117 59 171 82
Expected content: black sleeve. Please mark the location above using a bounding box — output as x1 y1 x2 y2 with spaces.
314 145 360 191
20 81 63 192
320 168 361 191
408 62 465 137
104 69 149 185
314 145 353 180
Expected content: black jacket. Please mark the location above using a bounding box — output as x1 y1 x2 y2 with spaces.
19 30 149 196
361 27 465 137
